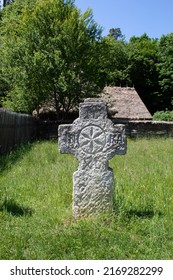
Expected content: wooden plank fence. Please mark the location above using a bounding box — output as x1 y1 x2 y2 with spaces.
0 109 38 154
1 108 173 155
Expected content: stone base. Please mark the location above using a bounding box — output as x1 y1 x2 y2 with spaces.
73 168 114 218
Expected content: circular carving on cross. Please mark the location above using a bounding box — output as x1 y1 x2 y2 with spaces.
79 125 106 154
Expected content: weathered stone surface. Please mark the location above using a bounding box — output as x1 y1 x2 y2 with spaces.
73 168 114 217
58 99 126 218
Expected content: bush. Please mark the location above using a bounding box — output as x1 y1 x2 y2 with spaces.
153 110 173 121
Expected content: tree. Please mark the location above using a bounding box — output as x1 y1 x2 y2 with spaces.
3 0 14 7
0 0 104 116
108 27 125 41
157 33 173 110
99 34 130 86
127 33 160 113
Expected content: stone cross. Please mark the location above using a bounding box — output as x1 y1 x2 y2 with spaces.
58 99 126 218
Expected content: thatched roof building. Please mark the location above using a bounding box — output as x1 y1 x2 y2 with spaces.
33 86 152 121
100 86 152 120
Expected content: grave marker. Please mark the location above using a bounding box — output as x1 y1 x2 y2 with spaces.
58 99 126 217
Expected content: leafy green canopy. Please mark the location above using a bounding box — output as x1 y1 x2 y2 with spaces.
99 35 129 87
0 0 103 114
157 33 173 109
127 34 160 113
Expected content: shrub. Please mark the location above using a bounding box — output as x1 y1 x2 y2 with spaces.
153 110 173 121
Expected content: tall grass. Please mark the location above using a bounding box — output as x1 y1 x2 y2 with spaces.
0 138 173 259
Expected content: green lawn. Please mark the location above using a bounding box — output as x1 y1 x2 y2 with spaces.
0 138 173 259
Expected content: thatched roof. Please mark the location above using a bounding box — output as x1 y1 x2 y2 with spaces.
100 86 152 120
33 86 152 120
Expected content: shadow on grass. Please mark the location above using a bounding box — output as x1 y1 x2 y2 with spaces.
0 142 33 174
113 201 163 219
0 198 33 217
125 209 163 219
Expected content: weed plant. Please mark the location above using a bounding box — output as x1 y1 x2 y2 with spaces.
0 138 173 259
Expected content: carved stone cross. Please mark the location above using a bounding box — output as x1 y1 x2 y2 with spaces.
58 99 126 218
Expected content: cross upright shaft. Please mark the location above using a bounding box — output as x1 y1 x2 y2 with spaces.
58 99 126 217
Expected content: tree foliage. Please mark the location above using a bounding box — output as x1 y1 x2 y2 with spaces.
0 0 103 115
157 33 173 109
127 34 160 113
99 36 130 87
3 0 14 7
108 27 125 41
1 1 173 116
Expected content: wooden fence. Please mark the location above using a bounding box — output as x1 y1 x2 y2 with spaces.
0 109 38 154
1 108 173 155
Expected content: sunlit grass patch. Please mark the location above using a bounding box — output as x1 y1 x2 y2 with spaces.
0 138 173 259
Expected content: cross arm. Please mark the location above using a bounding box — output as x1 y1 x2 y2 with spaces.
58 124 77 154
113 124 127 155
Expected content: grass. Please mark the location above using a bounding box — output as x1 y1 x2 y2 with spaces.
0 138 173 259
